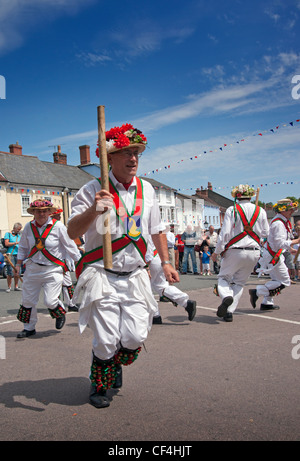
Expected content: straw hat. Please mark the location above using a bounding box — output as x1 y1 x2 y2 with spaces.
273 199 298 213
231 184 256 199
27 200 57 214
96 123 147 157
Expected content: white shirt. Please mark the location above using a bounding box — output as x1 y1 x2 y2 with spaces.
205 231 218 247
166 231 175 248
215 200 269 254
69 171 163 272
267 213 294 253
17 217 81 266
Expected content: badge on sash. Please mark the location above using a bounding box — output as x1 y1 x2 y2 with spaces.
244 224 253 233
35 237 46 250
125 216 142 241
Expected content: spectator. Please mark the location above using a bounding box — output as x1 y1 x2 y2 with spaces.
202 245 211 275
4 223 23 292
206 225 219 274
181 225 199 274
176 233 184 271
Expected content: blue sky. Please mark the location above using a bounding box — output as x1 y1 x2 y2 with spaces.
0 0 300 204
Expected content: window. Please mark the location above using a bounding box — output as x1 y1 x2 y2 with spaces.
21 195 31 215
166 189 172 203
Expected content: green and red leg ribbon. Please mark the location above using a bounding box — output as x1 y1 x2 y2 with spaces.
17 305 32 323
90 355 117 392
48 304 66 319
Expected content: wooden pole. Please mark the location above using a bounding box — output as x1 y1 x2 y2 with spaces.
255 187 260 206
97 105 113 269
4 254 23 283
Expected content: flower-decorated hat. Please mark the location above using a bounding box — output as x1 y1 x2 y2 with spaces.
231 184 256 199
51 208 63 216
273 199 298 213
27 200 57 215
96 123 147 157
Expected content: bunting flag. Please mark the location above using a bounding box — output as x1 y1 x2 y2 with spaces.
141 117 300 177
0 185 77 196
177 180 299 192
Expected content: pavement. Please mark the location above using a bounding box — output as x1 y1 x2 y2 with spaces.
0 270 300 444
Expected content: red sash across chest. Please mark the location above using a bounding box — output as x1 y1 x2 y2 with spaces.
28 221 68 272
75 177 147 278
222 203 261 254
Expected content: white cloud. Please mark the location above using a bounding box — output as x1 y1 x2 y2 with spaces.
0 0 94 54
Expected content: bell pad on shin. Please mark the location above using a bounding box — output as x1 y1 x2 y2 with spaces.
17 305 32 323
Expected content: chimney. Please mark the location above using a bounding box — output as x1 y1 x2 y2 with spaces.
208 182 212 190
195 187 208 198
9 142 22 155
53 145 67 165
79 145 91 165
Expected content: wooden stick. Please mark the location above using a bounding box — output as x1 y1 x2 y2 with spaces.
97 105 113 269
255 187 260 206
4 254 23 283
294 246 300 264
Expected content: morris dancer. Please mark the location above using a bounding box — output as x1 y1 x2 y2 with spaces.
51 208 79 312
211 184 269 322
146 237 196 324
15 200 81 338
249 199 299 311
68 123 179 408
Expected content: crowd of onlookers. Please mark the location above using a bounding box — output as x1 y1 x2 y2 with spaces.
167 221 300 281
165 224 221 276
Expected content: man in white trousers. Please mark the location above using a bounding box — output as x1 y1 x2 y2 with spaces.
15 200 81 338
146 237 196 324
211 184 269 322
249 198 300 311
68 123 179 408
51 208 79 312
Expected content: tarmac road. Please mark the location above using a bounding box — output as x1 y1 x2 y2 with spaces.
0 271 300 444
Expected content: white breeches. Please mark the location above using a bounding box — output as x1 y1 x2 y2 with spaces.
73 266 157 361
21 261 64 330
217 248 260 313
256 252 290 305
149 256 188 316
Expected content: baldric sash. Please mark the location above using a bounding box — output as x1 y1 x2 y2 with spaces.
222 203 261 254
75 177 147 278
265 216 290 266
28 221 69 272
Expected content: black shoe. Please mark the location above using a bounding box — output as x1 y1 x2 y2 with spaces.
249 289 258 308
153 315 163 324
113 364 122 389
68 305 79 312
55 315 66 330
17 329 36 339
185 300 197 321
260 304 280 311
193 272 200 275
89 386 110 408
217 296 233 318
223 312 233 322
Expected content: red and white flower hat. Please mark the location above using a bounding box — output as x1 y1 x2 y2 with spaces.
96 123 147 157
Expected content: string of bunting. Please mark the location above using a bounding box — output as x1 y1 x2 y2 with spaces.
0 185 76 196
141 117 300 177
178 180 299 192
